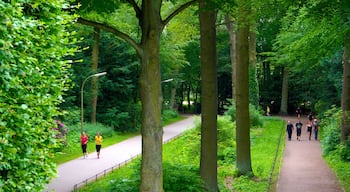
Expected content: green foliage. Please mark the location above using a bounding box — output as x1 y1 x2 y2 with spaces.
321 106 350 191
0 1 77 191
224 103 264 128
232 175 266 192
336 142 350 161
217 116 236 164
60 108 81 125
161 109 179 123
163 162 204 192
325 151 350 191
321 106 342 155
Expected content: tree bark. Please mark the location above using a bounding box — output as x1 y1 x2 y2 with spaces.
341 33 350 142
90 27 100 124
249 25 259 107
236 0 253 175
139 1 163 191
225 15 237 102
280 66 288 115
199 0 218 191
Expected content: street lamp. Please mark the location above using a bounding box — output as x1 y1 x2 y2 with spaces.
80 72 107 131
161 78 173 83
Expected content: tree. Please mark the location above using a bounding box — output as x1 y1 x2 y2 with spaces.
77 1 197 190
273 0 350 140
0 1 77 191
235 0 253 175
90 27 101 124
199 1 218 190
224 15 237 101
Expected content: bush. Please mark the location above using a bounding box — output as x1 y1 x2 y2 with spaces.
162 109 179 122
337 141 350 161
217 116 236 164
0 1 77 191
224 104 264 128
321 107 341 155
163 162 204 192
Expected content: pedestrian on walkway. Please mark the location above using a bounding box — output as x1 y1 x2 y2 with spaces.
80 131 89 158
308 112 313 121
95 132 103 159
306 120 312 140
286 121 294 141
296 107 302 119
313 118 320 140
295 120 302 141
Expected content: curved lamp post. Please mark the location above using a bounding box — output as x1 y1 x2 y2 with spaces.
80 72 107 131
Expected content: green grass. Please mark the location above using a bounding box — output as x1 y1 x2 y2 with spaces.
77 116 285 192
325 152 350 192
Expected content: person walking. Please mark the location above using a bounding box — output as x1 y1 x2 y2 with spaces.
296 107 302 119
95 132 103 159
308 112 313 121
306 120 313 140
295 120 303 141
313 118 320 140
286 121 294 141
80 131 89 158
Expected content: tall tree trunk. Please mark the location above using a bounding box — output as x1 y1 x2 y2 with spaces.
199 0 218 191
225 15 237 102
236 0 253 175
139 1 163 191
249 25 259 107
341 34 350 142
90 27 100 124
280 66 288 115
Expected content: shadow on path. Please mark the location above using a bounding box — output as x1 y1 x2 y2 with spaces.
276 116 344 192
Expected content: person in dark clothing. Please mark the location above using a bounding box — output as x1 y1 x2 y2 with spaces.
306 120 312 140
296 107 302 119
295 121 303 141
286 121 294 141
313 118 320 140
308 112 313 121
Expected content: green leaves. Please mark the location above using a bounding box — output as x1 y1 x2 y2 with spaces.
0 0 78 191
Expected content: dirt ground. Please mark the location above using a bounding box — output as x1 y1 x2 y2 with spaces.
276 116 344 192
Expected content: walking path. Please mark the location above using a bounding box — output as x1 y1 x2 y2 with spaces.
45 115 197 192
277 116 344 192
45 115 344 192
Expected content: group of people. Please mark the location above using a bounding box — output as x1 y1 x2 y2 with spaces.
80 131 103 159
286 110 320 141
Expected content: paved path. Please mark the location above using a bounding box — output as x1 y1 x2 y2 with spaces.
45 116 197 192
276 116 344 192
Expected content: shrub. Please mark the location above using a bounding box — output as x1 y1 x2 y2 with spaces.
321 106 342 155
0 1 77 191
163 162 204 192
224 104 264 128
162 109 179 122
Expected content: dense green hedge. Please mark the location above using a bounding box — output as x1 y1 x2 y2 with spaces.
0 1 77 191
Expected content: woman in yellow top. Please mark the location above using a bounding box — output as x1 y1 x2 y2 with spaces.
95 132 103 159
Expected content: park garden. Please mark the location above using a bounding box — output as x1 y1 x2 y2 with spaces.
1 0 350 191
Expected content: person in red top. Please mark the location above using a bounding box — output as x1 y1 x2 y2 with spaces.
80 131 89 158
